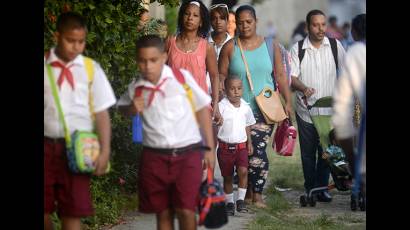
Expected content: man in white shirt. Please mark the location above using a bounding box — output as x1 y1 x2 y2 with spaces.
117 35 215 230
290 9 346 202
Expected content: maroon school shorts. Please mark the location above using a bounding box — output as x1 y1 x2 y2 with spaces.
217 141 248 177
138 146 203 213
44 137 94 217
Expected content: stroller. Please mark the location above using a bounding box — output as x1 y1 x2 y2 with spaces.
298 96 365 211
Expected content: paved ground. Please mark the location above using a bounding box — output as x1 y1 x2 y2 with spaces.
106 160 259 230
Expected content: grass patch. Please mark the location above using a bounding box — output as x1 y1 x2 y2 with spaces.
249 117 365 230
336 213 365 224
249 212 343 230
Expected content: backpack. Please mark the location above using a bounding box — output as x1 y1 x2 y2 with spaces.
265 37 292 90
298 37 339 74
198 167 228 228
132 67 196 143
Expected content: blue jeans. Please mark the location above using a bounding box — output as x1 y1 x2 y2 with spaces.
296 113 330 193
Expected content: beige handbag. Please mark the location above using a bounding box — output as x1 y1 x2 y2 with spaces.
237 38 287 124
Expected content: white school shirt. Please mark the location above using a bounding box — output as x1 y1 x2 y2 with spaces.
117 65 211 149
290 36 346 123
44 48 117 138
208 32 232 61
332 42 366 139
217 98 256 143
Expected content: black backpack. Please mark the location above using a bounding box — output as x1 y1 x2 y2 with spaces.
198 167 228 228
298 37 339 73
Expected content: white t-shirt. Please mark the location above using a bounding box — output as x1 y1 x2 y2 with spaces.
117 65 211 148
217 98 256 143
208 32 232 61
44 48 117 138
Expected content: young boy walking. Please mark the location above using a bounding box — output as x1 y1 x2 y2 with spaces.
217 76 256 215
117 35 215 230
44 12 116 230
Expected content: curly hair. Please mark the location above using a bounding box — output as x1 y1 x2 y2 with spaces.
177 0 210 38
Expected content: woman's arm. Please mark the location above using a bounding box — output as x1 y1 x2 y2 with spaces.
218 39 234 92
206 43 222 125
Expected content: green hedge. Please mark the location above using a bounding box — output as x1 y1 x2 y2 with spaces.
44 0 179 229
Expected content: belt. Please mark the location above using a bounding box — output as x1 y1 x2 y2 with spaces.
143 142 211 156
218 140 247 150
44 136 65 144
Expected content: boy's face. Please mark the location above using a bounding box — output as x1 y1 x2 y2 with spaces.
225 79 243 104
55 28 86 63
210 11 227 34
136 47 167 84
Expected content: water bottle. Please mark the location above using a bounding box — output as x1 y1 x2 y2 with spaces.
132 114 143 143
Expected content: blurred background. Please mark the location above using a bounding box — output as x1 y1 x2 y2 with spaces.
145 0 366 47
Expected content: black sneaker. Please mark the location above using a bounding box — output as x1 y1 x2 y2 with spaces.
226 202 235 216
236 200 248 213
316 191 332 202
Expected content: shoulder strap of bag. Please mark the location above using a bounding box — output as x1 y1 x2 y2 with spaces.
46 64 72 146
328 37 339 71
83 56 96 123
237 38 254 92
171 67 196 118
298 40 305 65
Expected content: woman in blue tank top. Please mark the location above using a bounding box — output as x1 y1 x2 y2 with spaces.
218 5 293 208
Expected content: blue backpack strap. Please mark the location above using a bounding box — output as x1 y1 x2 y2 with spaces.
264 37 274 67
264 37 277 90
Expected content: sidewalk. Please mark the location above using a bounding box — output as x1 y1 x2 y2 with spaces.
107 159 259 230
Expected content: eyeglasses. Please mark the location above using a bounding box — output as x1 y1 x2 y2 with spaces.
209 3 229 14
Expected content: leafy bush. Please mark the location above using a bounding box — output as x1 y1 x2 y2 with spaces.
44 0 178 228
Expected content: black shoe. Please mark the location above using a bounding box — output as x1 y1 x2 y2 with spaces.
226 202 235 216
236 200 248 213
316 191 332 202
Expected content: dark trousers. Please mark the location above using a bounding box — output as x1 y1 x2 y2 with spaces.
296 113 330 193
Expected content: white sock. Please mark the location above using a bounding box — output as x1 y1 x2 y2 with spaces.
238 188 247 201
225 193 234 204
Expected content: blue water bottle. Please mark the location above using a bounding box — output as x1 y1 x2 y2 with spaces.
132 114 143 143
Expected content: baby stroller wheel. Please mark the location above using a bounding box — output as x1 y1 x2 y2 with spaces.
300 195 307 207
359 193 366 211
308 195 316 207
350 194 358 211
